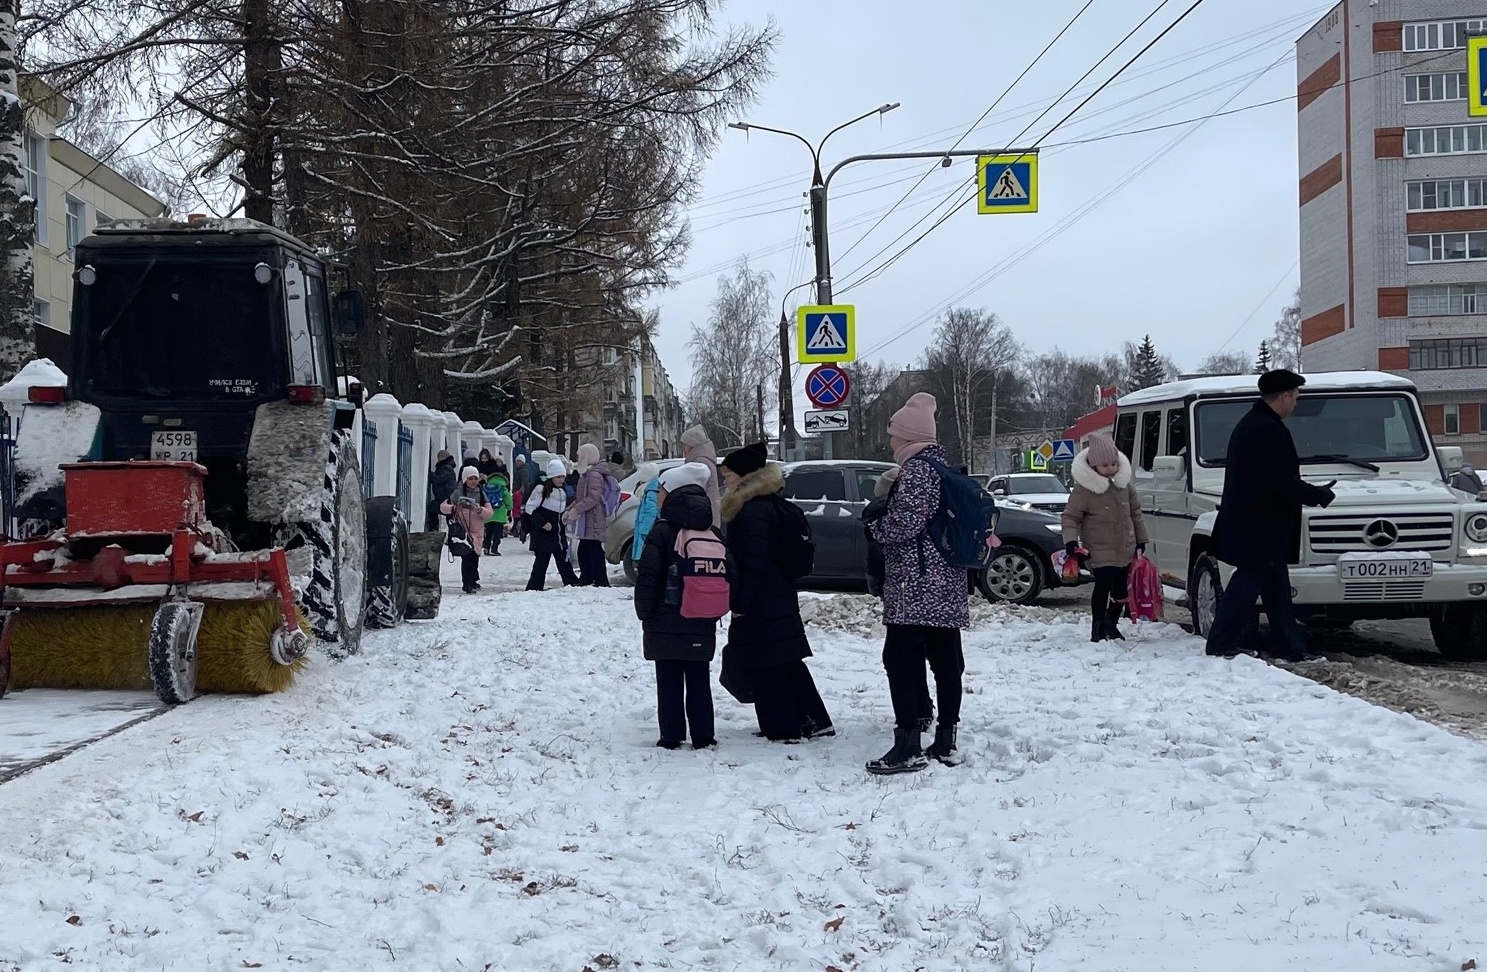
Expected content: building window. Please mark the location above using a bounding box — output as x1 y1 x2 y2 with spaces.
1409 338 1487 369
1405 124 1487 157
1405 72 1469 102
1410 284 1487 315
64 195 85 257
1404 20 1487 51
1407 232 1487 263
22 128 47 247
33 299 50 329
1446 404 1462 435
1407 179 1487 212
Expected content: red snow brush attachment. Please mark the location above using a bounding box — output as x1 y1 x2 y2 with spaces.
27 385 66 404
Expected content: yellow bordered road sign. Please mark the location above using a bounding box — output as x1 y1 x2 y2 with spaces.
796 305 856 364
1470 36 1487 117
978 153 1039 214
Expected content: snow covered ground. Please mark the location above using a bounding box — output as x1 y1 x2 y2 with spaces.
2 546 1486 971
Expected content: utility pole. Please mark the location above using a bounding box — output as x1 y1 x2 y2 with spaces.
756 382 765 445
731 109 1035 462
777 311 793 460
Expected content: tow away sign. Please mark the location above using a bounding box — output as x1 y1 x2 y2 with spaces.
804 409 850 434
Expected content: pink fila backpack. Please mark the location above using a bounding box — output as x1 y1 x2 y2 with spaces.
673 529 730 620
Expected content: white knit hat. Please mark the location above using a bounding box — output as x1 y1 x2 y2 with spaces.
658 462 710 492
460 466 480 482
546 458 567 479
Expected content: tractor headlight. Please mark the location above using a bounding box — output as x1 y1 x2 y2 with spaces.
1467 512 1487 543
77 265 96 286
253 262 274 285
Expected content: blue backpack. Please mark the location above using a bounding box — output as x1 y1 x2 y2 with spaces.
917 457 1001 571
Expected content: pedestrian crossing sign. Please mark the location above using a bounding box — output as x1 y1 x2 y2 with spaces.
796 304 856 363
1470 36 1487 117
977 152 1039 214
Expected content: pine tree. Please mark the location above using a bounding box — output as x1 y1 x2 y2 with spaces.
1129 335 1166 390
0 0 33 381
1255 340 1272 374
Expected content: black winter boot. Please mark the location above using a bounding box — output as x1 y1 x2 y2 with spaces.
1106 605 1126 641
1090 613 1105 643
865 727 928 775
925 723 963 766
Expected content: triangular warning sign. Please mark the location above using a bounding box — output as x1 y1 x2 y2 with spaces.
990 166 1028 200
807 315 847 351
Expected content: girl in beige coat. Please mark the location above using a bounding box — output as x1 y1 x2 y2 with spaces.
1061 433 1149 642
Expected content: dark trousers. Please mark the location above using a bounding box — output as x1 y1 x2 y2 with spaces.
460 552 480 590
484 524 502 554
527 546 579 591
577 539 610 587
752 660 833 741
655 660 714 746
1091 565 1128 618
1206 560 1306 657
883 624 964 732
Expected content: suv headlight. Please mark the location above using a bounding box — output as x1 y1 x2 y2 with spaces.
1467 512 1487 543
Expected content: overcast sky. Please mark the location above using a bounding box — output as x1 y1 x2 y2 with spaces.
649 0 1325 410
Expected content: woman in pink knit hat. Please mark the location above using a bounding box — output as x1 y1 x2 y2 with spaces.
1060 432 1148 642
864 391 967 775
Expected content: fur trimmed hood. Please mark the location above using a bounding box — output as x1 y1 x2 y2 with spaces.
721 463 784 522
1071 448 1132 493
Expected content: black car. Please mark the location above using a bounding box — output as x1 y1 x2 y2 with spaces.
780 460 1076 604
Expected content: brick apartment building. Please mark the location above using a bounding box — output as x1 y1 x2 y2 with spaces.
1298 2 1487 462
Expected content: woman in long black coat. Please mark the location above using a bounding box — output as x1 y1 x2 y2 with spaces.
720 443 833 742
634 468 719 749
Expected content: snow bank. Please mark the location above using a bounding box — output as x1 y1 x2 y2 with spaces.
0 358 67 410
1 551 1485 971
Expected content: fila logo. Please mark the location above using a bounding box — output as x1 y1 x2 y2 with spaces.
689 558 727 575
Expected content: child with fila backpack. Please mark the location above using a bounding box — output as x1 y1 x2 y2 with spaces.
633 462 727 750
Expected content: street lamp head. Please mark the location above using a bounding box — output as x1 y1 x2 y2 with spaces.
879 102 901 115
728 121 750 132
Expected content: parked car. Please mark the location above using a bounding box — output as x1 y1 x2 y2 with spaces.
605 458 688 582
987 472 1071 515
780 460 1075 605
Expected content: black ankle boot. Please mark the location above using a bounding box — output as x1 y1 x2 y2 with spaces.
865 727 928 775
1106 606 1126 640
925 723 963 766
1090 613 1106 643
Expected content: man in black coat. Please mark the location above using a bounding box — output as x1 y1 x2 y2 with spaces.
634 466 719 749
1207 369 1336 661
720 443 833 742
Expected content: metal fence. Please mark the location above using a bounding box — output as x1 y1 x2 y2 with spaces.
396 424 413 519
361 419 378 499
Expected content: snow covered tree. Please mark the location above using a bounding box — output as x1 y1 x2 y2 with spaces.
0 0 33 380
1270 290 1302 371
687 261 776 448
922 307 1019 471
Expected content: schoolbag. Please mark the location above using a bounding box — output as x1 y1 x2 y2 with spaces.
918 457 1002 571
769 494 815 580
672 529 730 620
484 478 507 510
601 472 622 518
1125 553 1164 623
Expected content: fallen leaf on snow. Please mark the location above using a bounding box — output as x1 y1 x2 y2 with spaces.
826 966 844 972
233 851 249 861
183 811 204 823
521 882 541 895
823 917 844 933
423 883 439 892
1462 961 1477 971
592 955 619 969
65 915 81 925
242 963 263 969
838 822 856 830
561 844 579 852
435 837 445 846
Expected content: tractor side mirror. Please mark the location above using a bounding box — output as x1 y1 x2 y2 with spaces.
334 290 366 337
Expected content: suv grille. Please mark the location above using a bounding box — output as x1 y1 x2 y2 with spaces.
1342 580 1428 601
1307 512 1455 555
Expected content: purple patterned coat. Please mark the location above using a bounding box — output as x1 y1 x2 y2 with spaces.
869 444 970 629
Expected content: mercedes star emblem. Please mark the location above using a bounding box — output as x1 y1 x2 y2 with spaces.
1362 519 1400 549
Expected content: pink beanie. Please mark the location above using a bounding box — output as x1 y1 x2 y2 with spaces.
1086 433 1120 467
888 392 938 443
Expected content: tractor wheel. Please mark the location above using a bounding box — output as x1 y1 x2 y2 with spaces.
365 497 410 629
292 430 367 659
149 601 203 705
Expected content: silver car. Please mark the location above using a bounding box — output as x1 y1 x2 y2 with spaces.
605 459 688 582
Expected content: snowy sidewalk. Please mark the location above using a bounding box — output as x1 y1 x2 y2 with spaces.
0 547 1484 971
